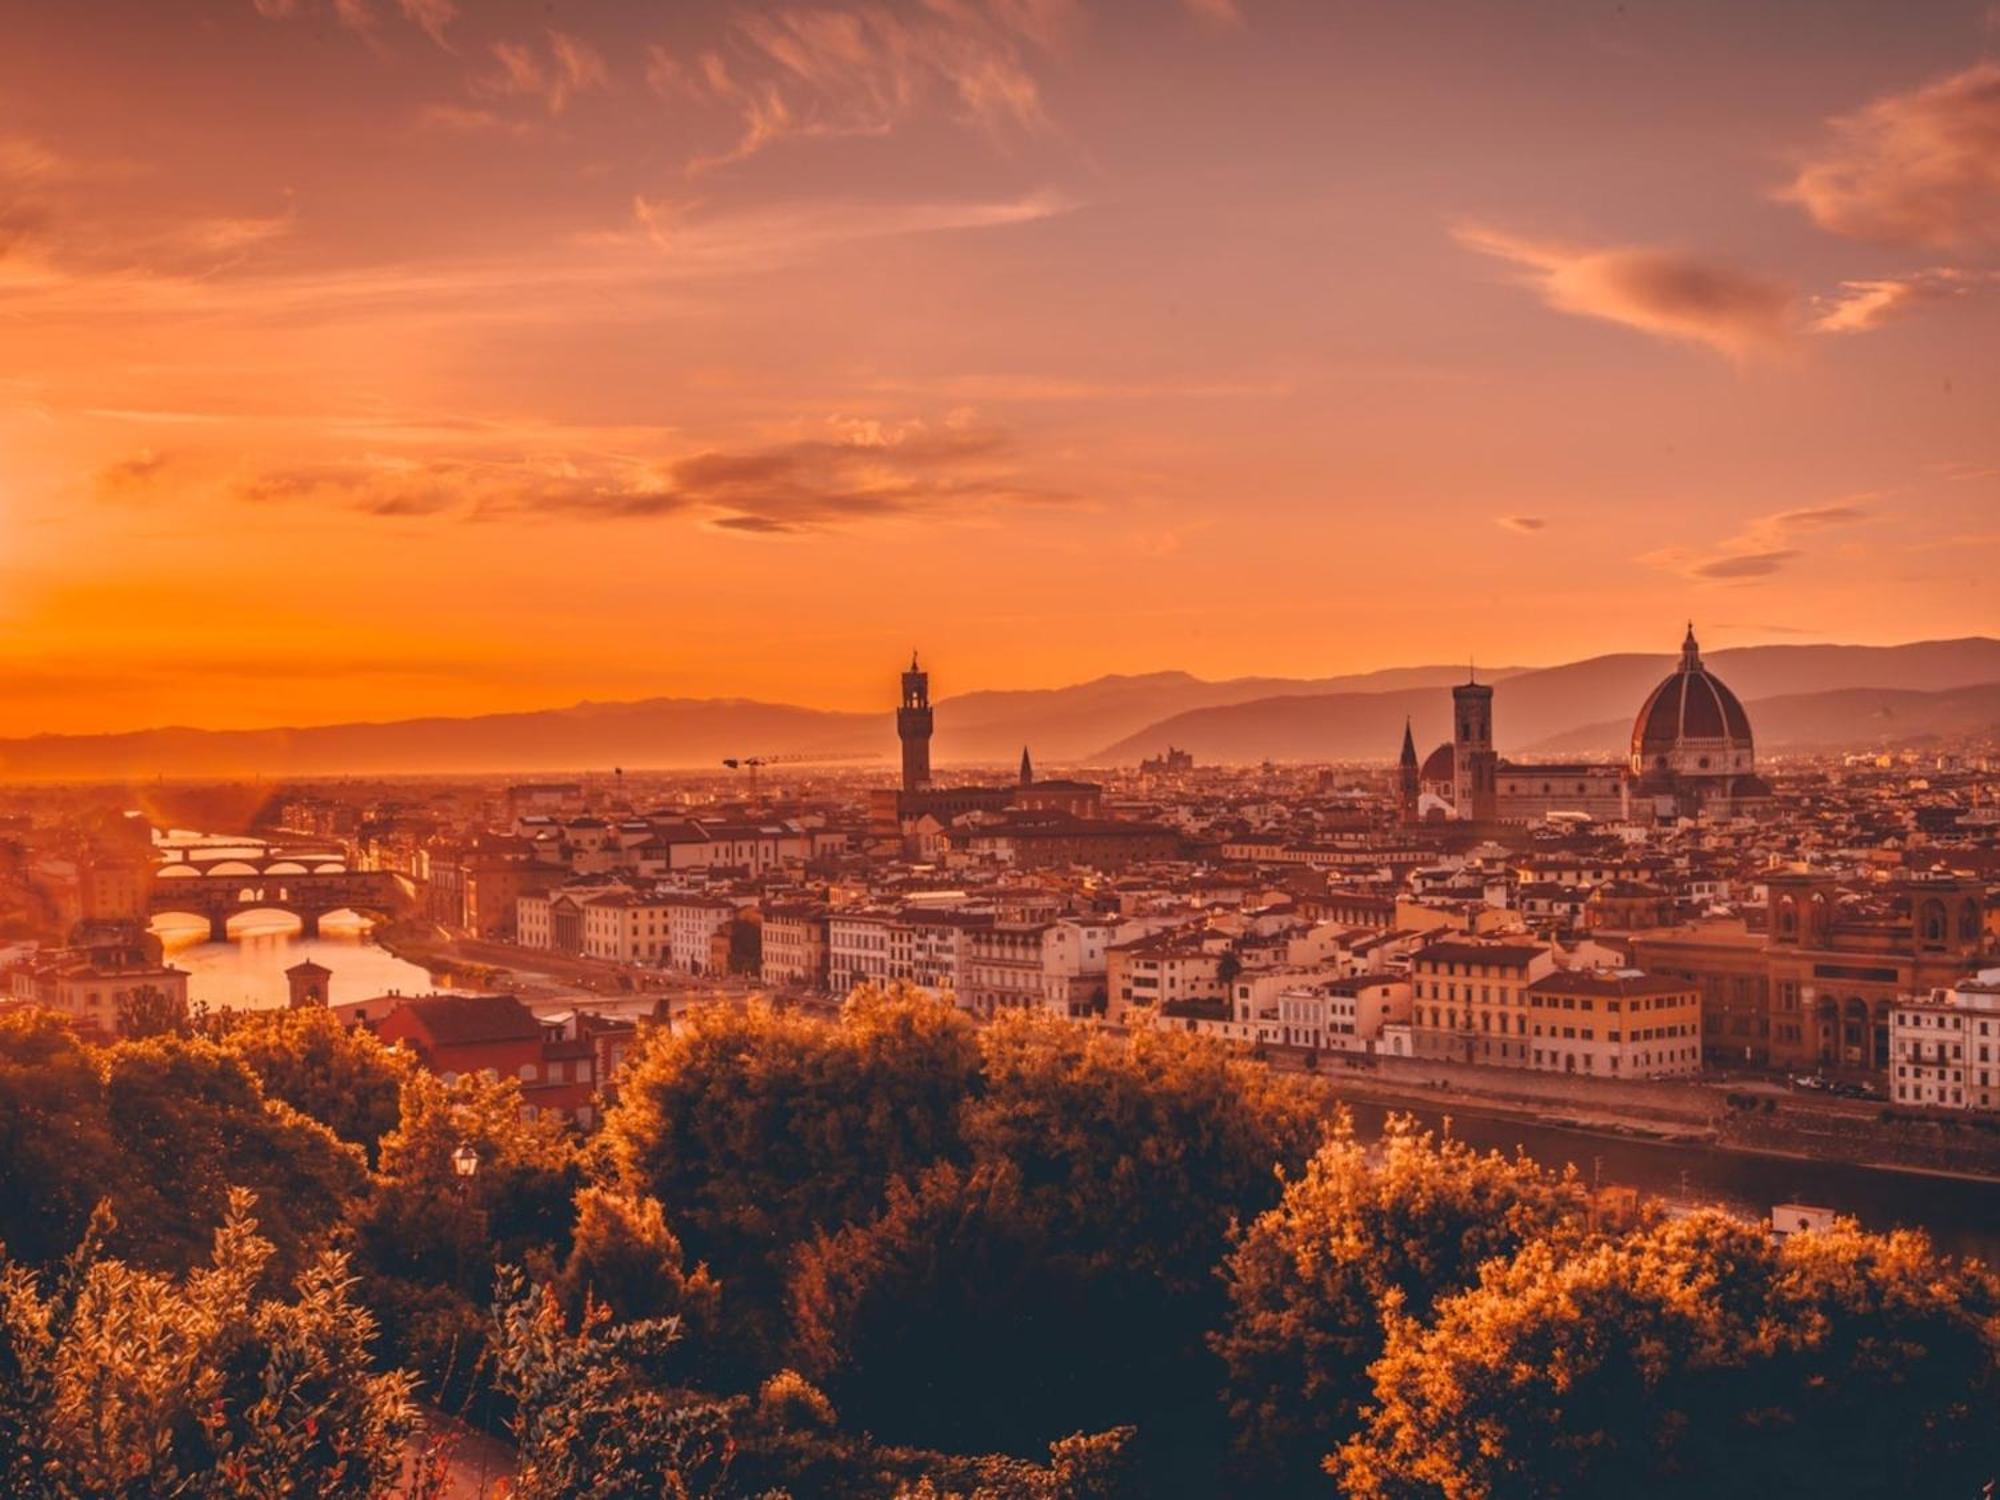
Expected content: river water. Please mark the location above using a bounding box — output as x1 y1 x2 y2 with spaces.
152 911 445 1013
1337 1097 2000 1264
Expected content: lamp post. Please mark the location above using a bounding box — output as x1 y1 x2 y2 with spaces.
450 1143 480 1295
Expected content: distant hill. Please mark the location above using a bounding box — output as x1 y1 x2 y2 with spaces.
2 641 1992 779
0 699 885 781
1089 638 2000 763
0 663 1525 780
1529 682 2000 756
932 664 1527 762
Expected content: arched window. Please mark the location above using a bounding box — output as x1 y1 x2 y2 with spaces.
1921 900 1947 946
1961 902 1981 944
1777 897 1798 939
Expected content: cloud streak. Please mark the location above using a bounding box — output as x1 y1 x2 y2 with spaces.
224 418 1067 534
1644 503 1870 583
1455 224 1796 359
1811 267 1998 332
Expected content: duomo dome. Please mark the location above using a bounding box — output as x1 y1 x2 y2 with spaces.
1630 625 1755 788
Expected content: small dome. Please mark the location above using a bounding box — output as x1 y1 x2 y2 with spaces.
1419 742 1455 784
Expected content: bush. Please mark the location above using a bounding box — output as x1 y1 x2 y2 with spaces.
0 1191 419 1499
1213 1113 1592 1495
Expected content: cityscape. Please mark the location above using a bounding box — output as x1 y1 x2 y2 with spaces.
5 1 2000 1497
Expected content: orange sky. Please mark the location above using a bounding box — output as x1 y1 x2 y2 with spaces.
2 0 1998 734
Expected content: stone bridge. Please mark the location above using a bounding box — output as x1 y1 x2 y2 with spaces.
150 859 416 942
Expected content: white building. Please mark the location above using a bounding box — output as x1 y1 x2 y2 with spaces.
664 893 737 975
828 909 896 994
1890 971 2000 1111
1039 916 1128 1016
960 922 1051 1017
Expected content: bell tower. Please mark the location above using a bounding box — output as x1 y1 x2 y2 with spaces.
1397 718 1420 824
898 651 933 792
1452 671 1497 821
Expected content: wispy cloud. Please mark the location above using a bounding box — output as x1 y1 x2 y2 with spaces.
482 31 609 117
95 449 171 498
1644 502 1872 583
1811 267 1998 332
398 0 455 47
224 416 1067 534
1454 224 1796 359
1783 62 2000 250
647 0 1071 172
1496 514 1547 533
1 190 1072 332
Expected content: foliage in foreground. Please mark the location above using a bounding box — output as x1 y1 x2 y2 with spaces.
1213 1115 1594 1494
2 990 1998 1498
1335 1209 2000 1500
0 1192 419 1500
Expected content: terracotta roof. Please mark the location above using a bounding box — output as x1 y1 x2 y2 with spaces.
392 994 540 1045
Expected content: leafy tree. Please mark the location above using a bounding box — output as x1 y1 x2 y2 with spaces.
1333 1210 2000 1500
726 917 762 976
114 982 192 1040
356 1067 582 1422
788 1159 1081 1453
0 1191 420 1499
488 1268 739 1500
364 1065 582 1291
796 1014 1318 1482
1713 1221 2000 1497
556 1186 722 1348
967 1014 1319 1300
99 1034 367 1276
0 1009 122 1266
1213 1113 1591 1494
604 985 980 1358
217 1006 414 1165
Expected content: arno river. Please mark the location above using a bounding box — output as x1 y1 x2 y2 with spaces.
1336 1098 2000 1264
149 828 446 1012
151 911 443 1013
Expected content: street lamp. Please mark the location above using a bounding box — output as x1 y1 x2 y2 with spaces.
451 1143 480 1181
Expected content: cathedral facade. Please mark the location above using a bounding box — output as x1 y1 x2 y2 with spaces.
1398 626 1769 826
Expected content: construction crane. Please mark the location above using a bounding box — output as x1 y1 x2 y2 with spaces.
721 751 876 802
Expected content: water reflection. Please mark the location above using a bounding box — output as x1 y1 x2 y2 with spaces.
153 911 444 1013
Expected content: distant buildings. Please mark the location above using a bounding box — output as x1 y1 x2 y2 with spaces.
4 921 188 1038
1402 627 1770 827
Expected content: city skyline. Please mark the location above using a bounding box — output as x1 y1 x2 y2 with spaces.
5 0 2000 735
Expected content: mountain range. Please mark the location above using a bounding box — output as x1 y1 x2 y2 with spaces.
1 640 1995 780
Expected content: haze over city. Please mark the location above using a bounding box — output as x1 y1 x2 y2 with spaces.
4 0 1998 735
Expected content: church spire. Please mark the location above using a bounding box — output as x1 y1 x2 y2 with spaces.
1399 717 1418 767
1681 621 1701 669
1020 744 1034 786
